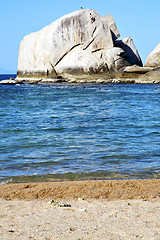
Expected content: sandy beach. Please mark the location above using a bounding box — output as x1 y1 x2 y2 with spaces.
0 179 160 239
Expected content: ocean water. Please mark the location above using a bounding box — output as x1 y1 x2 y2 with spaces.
0 74 160 183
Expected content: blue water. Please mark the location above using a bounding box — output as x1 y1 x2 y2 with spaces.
0 74 160 182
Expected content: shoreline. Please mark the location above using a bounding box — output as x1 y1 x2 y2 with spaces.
1 66 160 84
0 179 160 201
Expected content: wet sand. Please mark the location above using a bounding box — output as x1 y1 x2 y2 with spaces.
0 179 160 239
0 179 160 201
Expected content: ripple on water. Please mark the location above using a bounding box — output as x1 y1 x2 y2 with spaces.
0 82 160 181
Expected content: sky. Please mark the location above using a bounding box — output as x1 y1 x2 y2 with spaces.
0 0 160 73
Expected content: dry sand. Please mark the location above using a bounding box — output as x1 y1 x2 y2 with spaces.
0 179 160 240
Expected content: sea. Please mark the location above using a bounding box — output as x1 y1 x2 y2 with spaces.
0 74 160 183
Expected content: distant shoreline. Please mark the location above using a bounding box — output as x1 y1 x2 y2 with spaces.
0 72 16 75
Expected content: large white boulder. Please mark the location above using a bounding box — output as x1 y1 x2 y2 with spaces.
17 9 114 77
145 43 160 67
17 9 142 78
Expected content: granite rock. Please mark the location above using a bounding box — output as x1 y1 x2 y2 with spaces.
145 43 160 67
115 37 143 66
17 9 142 79
136 67 160 83
101 14 120 41
17 9 113 77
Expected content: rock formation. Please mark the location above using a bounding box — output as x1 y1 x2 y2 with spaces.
136 67 160 84
145 43 160 67
17 9 142 79
115 37 143 66
120 65 153 79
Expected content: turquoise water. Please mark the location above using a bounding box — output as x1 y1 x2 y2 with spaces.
0 75 160 182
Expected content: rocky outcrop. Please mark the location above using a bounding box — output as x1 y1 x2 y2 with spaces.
136 67 160 84
145 43 160 67
119 65 153 78
115 37 143 66
17 9 142 79
101 14 120 41
54 46 130 77
0 79 19 85
17 9 113 77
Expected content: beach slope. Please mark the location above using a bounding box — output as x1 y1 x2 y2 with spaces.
0 179 160 239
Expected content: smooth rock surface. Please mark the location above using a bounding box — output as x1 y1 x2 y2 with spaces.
115 37 143 66
17 9 142 78
123 65 153 73
136 67 160 83
101 14 120 41
17 9 113 77
0 79 22 85
55 46 129 76
145 43 160 67
119 65 153 78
